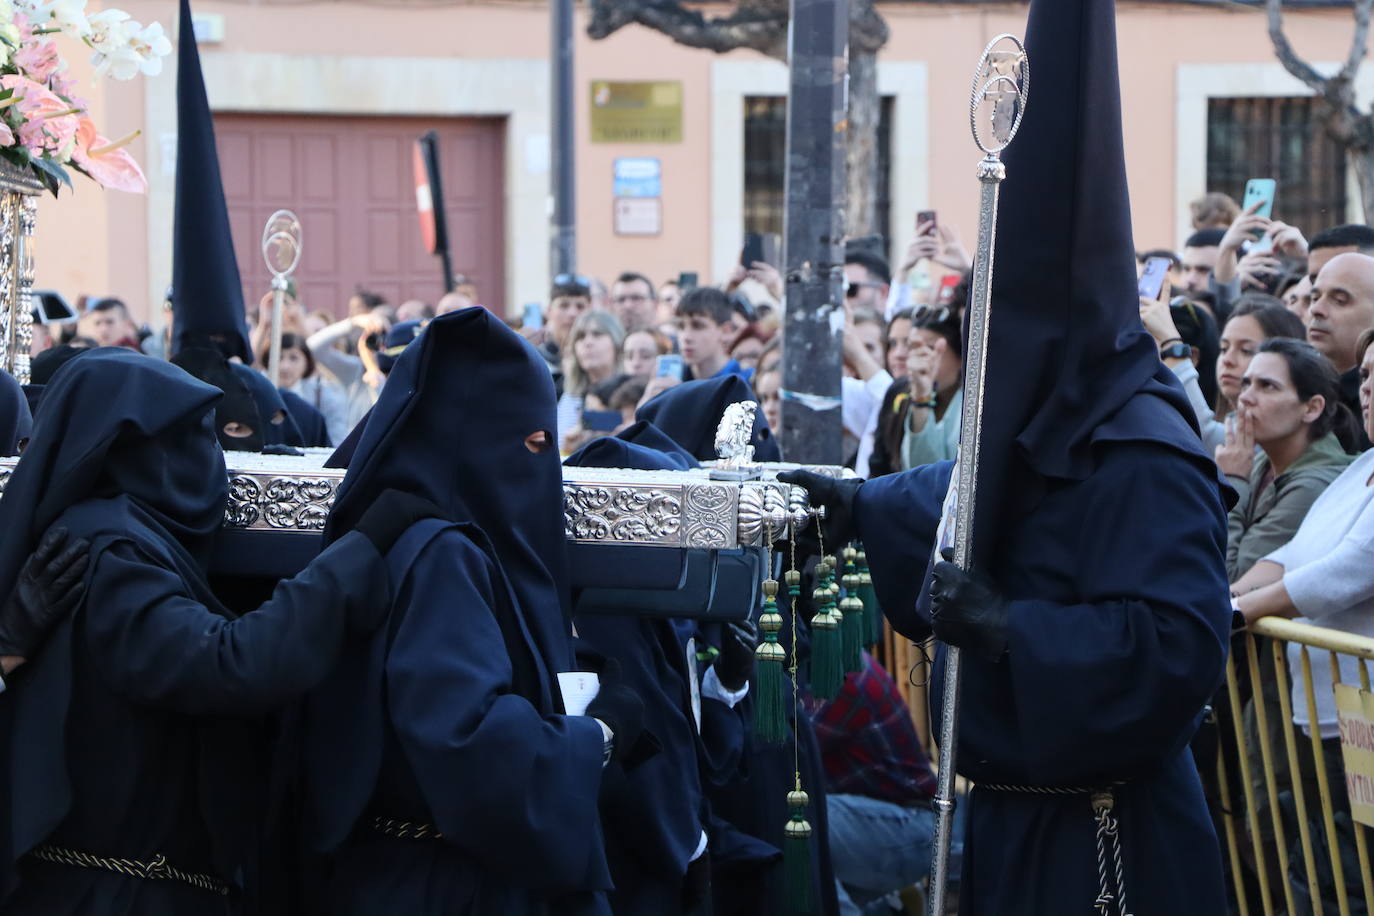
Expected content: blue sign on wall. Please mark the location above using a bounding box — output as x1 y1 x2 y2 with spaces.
614 157 662 198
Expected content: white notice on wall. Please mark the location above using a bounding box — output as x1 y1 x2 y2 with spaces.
614 197 661 236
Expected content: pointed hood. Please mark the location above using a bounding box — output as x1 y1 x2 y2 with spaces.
170 0 252 364
324 307 573 671
973 0 1199 560
634 376 781 462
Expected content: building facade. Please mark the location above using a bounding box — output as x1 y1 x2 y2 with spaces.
37 0 1367 322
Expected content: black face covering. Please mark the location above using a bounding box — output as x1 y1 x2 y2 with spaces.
171 348 264 452
634 375 782 462
0 369 32 457
232 363 303 448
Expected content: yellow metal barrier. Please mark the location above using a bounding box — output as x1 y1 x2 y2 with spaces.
1217 617 1374 916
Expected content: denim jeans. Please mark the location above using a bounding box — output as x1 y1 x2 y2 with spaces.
827 793 963 916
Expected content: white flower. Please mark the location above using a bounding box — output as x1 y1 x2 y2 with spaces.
126 20 169 76
86 7 129 50
90 43 139 79
45 0 91 38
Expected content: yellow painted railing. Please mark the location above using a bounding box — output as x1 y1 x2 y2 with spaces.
1217 617 1374 916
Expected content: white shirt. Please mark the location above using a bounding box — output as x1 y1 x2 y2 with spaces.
1264 449 1374 737
842 370 893 477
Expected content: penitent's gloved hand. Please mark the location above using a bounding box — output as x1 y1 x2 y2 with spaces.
776 470 862 559
0 526 91 660
715 619 759 692
586 659 649 767
928 548 1009 663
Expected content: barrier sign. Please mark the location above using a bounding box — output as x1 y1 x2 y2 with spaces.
1335 683 1374 828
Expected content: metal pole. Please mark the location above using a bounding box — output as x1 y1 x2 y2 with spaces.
927 35 1029 916
268 277 286 386
550 0 576 277
779 0 848 465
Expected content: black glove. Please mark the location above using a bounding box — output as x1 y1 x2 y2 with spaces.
715 619 758 692
0 527 91 659
776 470 862 558
262 443 305 457
586 660 649 768
354 489 446 555
928 548 1009 662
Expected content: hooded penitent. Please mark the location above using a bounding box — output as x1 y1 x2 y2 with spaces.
851 3 1230 913
170 0 252 363
961 0 1202 565
230 363 304 448
171 347 265 452
635 376 781 463
0 368 32 456
305 307 611 909
0 349 227 901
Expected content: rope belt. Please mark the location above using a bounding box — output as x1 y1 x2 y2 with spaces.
370 816 444 841
978 783 1132 916
28 843 230 897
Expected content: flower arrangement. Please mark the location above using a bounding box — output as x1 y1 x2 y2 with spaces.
0 0 170 195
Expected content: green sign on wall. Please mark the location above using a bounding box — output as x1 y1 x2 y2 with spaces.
590 81 683 143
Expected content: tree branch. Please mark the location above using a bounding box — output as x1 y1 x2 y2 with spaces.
1339 0 1374 86
587 0 788 59
1266 0 1333 95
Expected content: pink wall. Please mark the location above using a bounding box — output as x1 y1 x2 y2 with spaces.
28 0 1363 322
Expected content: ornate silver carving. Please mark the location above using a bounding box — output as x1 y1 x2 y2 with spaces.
969 34 1029 155
0 454 846 548
713 400 758 470
0 161 42 385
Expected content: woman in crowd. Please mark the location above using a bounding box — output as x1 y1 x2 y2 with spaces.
1231 329 1374 912
307 310 392 434
622 328 671 379
884 308 912 380
1143 293 1305 455
258 333 350 447
898 305 964 470
866 309 915 478
1218 337 1356 582
558 311 626 454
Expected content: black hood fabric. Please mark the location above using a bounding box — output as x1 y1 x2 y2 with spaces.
0 369 31 456
170 0 252 364
232 363 304 448
171 347 265 452
325 306 573 665
970 0 1199 561
0 348 225 603
634 376 781 462
29 344 88 385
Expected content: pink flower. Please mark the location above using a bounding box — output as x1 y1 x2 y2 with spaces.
0 75 80 154
15 40 61 85
71 117 146 193
0 121 15 148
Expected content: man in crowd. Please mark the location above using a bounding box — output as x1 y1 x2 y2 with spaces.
1307 251 1374 442
808 651 943 914
75 298 139 350
676 286 752 382
1180 228 1224 295
1307 223 1374 283
611 271 658 333
843 251 890 318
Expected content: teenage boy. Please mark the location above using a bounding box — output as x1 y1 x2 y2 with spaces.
676 287 753 382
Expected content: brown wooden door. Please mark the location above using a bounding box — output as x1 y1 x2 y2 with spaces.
215 113 506 319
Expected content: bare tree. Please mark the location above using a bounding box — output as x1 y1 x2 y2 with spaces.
1268 0 1374 222
587 0 890 240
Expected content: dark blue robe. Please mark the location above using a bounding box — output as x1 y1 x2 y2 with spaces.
0 367 31 455
280 388 330 447
301 307 612 914
0 351 388 915
566 431 735 916
857 393 1231 915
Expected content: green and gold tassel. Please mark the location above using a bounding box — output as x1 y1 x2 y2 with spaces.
840 547 865 673
856 548 883 649
784 788 814 916
809 558 844 700
752 578 788 744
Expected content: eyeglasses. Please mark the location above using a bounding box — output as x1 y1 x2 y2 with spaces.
846 281 884 298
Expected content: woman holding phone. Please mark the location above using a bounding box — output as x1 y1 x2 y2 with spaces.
1141 293 1305 455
